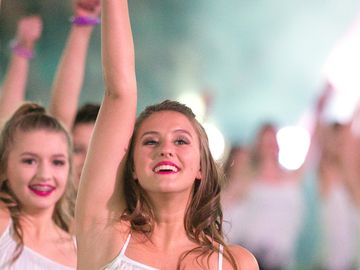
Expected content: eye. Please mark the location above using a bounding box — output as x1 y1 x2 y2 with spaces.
21 158 35 165
143 139 158 146
174 137 189 145
53 159 66 166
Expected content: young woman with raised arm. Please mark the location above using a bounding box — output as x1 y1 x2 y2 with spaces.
75 0 258 269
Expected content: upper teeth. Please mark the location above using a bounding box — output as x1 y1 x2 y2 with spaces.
31 185 53 192
154 165 178 173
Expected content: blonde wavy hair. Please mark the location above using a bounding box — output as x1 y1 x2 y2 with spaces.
0 102 75 263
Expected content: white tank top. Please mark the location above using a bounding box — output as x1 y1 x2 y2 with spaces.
320 182 360 270
224 180 304 268
102 234 224 270
0 220 75 270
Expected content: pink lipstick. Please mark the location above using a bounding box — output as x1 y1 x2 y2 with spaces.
29 184 55 197
153 161 180 174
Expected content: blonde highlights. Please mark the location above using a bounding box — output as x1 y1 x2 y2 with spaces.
0 102 75 263
121 100 238 269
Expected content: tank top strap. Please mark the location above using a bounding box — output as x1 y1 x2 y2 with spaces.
0 218 12 241
72 236 77 250
218 244 223 270
119 233 132 256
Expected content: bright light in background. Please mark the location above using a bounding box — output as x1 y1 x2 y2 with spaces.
277 126 311 170
325 92 359 122
177 92 206 122
323 11 360 122
177 92 226 160
203 122 226 160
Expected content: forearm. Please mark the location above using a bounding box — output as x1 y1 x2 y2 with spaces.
49 26 94 128
342 136 360 208
102 0 136 98
76 0 136 225
0 54 30 121
0 15 42 123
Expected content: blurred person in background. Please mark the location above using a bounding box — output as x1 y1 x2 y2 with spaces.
223 123 305 270
315 89 360 270
222 145 251 208
0 103 76 269
223 86 336 269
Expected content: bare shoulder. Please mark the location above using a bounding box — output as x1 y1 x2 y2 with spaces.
0 201 10 235
227 244 259 270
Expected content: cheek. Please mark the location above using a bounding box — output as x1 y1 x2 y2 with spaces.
6 171 29 199
56 166 70 185
133 146 149 171
184 150 201 171
7 166 30 186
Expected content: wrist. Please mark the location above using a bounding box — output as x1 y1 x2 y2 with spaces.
70 16 100 26
9 40 34 60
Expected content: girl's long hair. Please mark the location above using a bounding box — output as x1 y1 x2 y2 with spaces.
0 103 75 263
121 100 238 269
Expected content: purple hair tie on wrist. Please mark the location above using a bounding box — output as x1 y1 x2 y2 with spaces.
9 40 34 60
70 16 101 26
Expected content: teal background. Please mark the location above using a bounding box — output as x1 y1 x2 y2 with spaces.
1 0 359 144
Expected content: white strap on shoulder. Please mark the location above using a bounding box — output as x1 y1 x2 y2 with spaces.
218 244 223 270
0 218 12 241
119 233 132 256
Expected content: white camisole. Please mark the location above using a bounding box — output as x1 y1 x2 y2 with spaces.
0 221 75 270
102 234 224 270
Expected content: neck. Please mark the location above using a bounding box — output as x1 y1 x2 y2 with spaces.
257 159 285 182
152 193 188 222
147 192 192 251
19 206 58 239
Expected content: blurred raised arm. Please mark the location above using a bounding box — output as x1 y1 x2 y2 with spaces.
75 0 137 268
341 98 360 208
0 15 42 124
49 0 101 129
297 82 333 175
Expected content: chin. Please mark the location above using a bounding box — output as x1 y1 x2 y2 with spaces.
22 203 56 213
26 197 60 210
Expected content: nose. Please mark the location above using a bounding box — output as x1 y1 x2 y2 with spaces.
160 151 173 157
159 140 174 158
36 161 52 182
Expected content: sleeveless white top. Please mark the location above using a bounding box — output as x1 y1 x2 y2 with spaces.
224 179 304 268
320 182 360 270
0 221 75 270
102 234 224 270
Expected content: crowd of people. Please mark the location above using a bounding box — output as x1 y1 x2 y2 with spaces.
222 84 360 269
0 0 359 270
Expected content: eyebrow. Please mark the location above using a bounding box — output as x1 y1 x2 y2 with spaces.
20 152 67 158
140 129 193 139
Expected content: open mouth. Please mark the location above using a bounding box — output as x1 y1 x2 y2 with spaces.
29 184 55 197
153 162 180 174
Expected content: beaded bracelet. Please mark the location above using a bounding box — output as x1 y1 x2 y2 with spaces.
9 40 34 60
70 16 101 26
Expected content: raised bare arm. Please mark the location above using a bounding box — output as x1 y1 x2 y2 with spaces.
0 16 42 124
49 0 101 129
75 0 137 268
